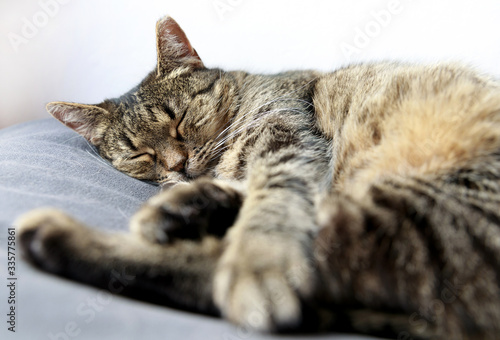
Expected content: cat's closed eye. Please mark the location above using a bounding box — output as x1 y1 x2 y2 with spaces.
129 152 154 162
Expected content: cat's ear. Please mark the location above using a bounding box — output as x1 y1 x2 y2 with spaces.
155 16 204 75
46 101 107 145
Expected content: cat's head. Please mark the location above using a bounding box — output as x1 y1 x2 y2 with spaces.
47 16 238 185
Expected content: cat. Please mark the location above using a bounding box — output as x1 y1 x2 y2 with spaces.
16 16 500 339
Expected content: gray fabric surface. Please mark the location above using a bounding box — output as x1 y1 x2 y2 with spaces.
0 119 382 340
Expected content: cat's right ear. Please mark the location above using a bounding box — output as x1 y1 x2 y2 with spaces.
46 102 107 145
155 16 204 76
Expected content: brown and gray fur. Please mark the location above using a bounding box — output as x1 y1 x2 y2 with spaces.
16 16 500 339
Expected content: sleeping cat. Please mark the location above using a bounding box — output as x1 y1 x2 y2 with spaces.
16 16 500 339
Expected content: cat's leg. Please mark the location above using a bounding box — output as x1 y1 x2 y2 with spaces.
315 171 500 339
16 209 221 314
131 178 244 243
211 123 331 331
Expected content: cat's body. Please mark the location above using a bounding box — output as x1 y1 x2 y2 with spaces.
17 17 500 339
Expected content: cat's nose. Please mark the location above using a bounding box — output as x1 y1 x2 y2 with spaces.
166 151 187 172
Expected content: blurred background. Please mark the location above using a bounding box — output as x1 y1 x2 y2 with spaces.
1 0 500 129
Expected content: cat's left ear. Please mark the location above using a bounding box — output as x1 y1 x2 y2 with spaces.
155 16 204 75
46 101 107 145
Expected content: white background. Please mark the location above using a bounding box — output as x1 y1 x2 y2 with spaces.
1 0 500 128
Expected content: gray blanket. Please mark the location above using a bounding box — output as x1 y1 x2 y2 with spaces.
0 119 379 340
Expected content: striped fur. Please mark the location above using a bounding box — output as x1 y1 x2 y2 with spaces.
17 16 500 339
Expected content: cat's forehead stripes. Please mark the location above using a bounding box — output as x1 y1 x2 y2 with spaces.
190 76 218 97
118 131 139 152
162 103 176 120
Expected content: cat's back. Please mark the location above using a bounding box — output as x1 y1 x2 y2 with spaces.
313 62 500 139
312 62 500 192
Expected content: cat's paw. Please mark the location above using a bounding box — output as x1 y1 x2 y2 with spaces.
16 209 89 273
130 179 243 244
213 230 318 332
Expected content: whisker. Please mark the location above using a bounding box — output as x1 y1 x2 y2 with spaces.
85 150 114 169
210 93 314 146
79 138 115 170
209 110 268 152
207 107 306 158
62 135 85 143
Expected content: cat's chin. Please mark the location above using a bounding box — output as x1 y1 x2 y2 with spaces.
158 172 191 190
159 180 188 190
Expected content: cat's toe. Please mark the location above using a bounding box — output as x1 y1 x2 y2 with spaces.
213 233 317 332
215 267 303 332
130 202 205 243
130 180 241 243
16 209 82 273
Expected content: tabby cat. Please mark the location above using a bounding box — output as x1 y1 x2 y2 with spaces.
16 16 500 339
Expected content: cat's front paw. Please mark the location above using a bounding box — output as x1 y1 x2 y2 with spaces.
213 230 318 332
130 179 243 244
16 209 89 273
